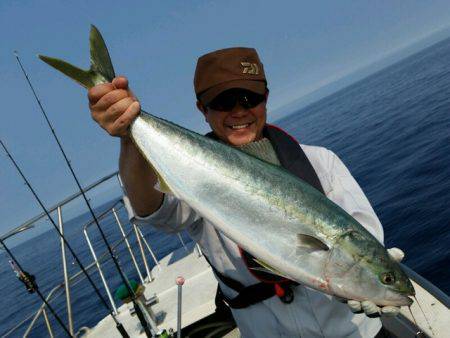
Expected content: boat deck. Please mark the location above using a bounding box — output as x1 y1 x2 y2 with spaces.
86 243 218 337
85 242 450 338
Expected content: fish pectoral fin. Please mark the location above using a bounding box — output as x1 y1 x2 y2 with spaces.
38 55 95 89
252 258 289 278
297 234 329 252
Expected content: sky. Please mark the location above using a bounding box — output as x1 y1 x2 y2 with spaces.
2 0 450 240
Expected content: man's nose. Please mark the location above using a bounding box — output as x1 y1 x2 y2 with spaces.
229 103 249 117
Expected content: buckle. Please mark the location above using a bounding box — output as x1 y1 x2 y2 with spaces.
279 286 294 304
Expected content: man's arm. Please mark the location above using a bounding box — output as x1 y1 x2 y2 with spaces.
88 76 163 216
119 136 163 216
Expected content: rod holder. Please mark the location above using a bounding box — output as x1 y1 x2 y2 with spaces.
176 276 185 338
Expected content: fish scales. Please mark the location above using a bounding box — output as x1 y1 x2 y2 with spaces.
132 114 371 286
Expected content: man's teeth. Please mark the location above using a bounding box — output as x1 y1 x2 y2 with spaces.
230 123 250 129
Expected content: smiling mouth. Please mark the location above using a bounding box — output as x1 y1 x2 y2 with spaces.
228 122 253 130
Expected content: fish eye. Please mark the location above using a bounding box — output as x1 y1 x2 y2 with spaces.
381 272 395 285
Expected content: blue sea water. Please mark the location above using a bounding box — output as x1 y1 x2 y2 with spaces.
277 36 450 296
1 37 450 336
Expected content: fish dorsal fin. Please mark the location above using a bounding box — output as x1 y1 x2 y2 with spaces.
38 25 114 89
251 258 289 279
128 136 172 194
156 172 172 193
144 162 172 194
297 234 329 252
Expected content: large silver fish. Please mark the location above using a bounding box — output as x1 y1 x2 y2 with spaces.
39 25 414 306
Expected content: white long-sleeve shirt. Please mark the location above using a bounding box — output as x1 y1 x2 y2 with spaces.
124 144 383 338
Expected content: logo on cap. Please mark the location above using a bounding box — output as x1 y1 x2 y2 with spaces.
241 62 259 75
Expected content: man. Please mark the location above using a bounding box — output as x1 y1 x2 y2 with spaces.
88 47 403 337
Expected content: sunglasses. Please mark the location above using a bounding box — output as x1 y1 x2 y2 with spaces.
207 89 266 111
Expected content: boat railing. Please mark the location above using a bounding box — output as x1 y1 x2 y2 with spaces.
0 171 198 337
82 199 161 315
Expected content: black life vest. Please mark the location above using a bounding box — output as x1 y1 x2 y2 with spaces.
205 124 325 309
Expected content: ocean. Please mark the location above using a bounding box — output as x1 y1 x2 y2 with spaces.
1 37 449 336
276 36 450 296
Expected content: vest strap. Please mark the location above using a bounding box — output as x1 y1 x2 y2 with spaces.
203 254 297 309
264 124 325 195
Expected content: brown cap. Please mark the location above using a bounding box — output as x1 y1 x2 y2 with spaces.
194 47 267 106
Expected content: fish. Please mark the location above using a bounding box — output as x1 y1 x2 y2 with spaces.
39 25 415 306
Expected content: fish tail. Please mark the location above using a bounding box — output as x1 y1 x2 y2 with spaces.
38 25 115 88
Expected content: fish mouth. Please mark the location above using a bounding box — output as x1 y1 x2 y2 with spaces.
383 290 414 306
406 296 414 306
398 295 414 306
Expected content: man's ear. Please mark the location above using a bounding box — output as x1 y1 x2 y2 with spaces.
196 101 208 121
264 90 269 102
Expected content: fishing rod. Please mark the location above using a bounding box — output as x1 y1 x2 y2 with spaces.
0 238 72 337
15 53 154 337
0 140 130 338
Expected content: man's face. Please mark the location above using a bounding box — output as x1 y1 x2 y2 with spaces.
199 89 268 146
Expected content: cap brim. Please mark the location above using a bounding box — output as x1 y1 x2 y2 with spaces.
199 79 266 106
